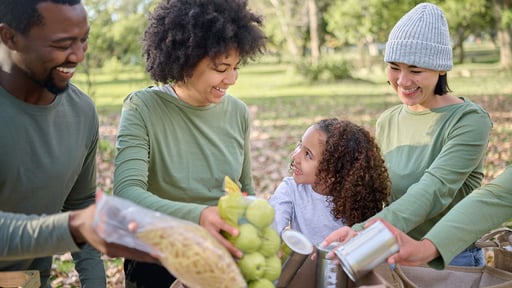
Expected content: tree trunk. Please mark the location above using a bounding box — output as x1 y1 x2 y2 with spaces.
498 28 512 69
493 0 512 69
270 0 300 59
456 27 466 64
307 0 320 65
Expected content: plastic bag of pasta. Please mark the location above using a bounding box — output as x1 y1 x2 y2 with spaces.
94 194 246 288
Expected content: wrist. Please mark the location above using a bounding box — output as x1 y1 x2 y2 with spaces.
68 210 86 246
420 238 440 262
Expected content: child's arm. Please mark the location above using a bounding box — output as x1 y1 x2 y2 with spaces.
268 178 295 235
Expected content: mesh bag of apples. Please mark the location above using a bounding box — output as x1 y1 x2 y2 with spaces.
219 177 282 288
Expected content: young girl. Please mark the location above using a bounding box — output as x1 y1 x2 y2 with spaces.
269 118 391 245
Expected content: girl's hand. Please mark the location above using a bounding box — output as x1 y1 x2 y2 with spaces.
319 226 358 259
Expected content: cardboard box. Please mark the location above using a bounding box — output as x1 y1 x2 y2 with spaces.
0 270 40 288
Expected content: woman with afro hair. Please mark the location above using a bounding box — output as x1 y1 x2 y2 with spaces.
269 118 391 246
112 0 266 287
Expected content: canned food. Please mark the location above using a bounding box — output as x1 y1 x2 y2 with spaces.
276 229 314 288
334 220 399 282
316 242 348 288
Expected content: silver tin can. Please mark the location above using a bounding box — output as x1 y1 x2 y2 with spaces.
334 220 399 282
316 242 348 288
276 229 314 288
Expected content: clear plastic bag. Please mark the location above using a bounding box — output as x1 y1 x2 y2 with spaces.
93 194 245 288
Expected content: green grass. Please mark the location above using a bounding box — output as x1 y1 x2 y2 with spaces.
75 52 512 174
73 53 512 115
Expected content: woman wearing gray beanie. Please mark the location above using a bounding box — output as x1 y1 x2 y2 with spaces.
322 3 492 267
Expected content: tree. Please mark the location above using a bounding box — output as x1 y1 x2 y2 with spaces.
324 0 417 68
492 0 512 69
307 0 320 64
79 0 155 97
84 0 155 68
267 0 307 60
440 0 493 64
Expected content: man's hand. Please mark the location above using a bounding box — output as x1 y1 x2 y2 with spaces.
69 204 159 263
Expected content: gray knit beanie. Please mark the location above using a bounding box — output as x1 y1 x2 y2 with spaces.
384 3 452 71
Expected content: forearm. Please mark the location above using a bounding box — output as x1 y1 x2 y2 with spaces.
425 167 512 268
0 211 79 260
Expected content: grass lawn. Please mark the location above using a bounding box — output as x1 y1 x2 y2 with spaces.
74 56 511 194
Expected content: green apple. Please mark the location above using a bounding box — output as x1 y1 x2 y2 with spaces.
263 255 282 282
245 198 275 229
233 223 262 253
218 191 247 226
259 226 281 257
248 278 275 288
238 252 266 281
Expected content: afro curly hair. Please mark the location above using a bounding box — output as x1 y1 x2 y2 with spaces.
313 118 391 226
142 0 266 84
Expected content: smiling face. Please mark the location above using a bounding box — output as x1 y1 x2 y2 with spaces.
174 50 240 107
291 125 326 189
387 62 444 111
8 2 89 96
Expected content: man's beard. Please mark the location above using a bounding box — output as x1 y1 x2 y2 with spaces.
43 74 69 95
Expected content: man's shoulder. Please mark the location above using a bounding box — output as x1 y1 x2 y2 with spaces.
64 83 96 109
61 84 98 124
67 82 92 97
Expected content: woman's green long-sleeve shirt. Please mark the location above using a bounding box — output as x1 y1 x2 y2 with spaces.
113 87 254 223
354 98 492 241
426 166 512 268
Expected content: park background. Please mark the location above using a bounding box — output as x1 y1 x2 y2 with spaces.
52 0 511 287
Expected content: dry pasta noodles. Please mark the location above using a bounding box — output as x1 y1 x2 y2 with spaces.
137 222 246 288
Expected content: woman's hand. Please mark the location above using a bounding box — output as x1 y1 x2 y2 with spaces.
367 218 440 267
199 206 243 258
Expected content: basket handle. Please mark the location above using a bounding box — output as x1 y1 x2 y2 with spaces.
475 227 512 248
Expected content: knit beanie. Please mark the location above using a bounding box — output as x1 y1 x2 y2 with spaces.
384 3 452 71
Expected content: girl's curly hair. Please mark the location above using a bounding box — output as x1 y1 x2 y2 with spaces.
143 0 266 84
314 118 391 226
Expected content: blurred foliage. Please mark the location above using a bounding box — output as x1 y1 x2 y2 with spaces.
294 55 352 81
80 0 512 73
